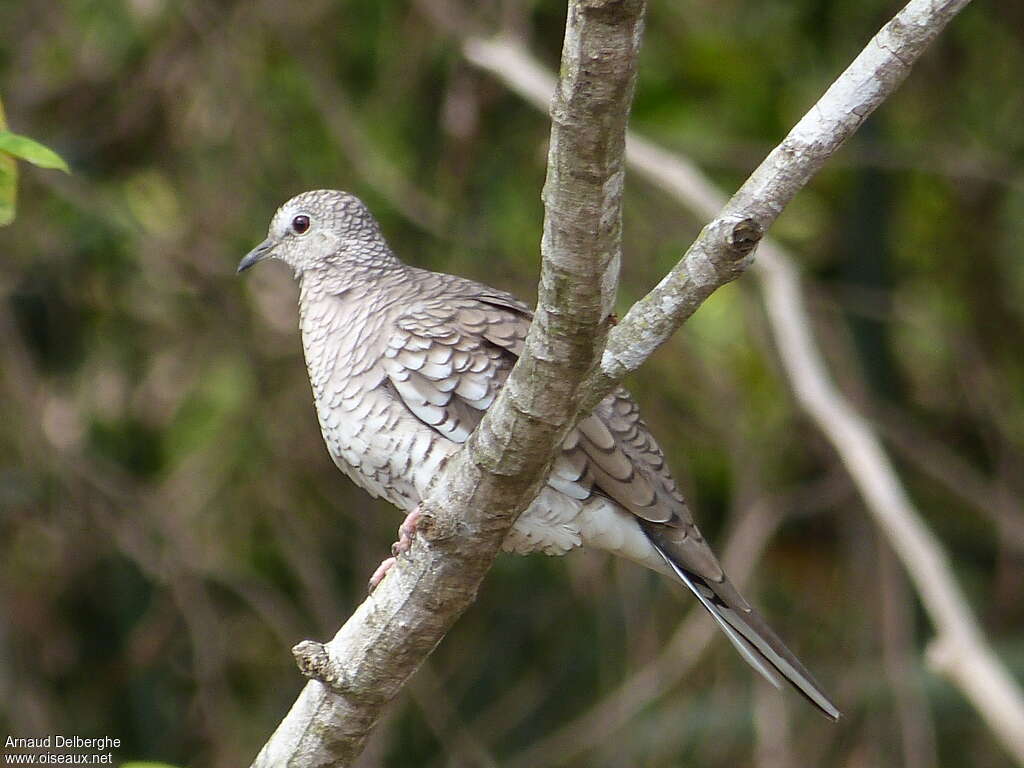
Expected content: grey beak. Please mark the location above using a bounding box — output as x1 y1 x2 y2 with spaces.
237 239 276 273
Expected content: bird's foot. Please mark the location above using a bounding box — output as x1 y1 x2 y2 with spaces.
391 507 423 557
367 508 424 593
367 557 396 593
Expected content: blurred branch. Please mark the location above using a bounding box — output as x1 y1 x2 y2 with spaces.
505 497 785 768
754 681 795 768
462 4 1024 764
757 226 1024 766
875 405 1024 552
464 0 977 408
879 536 938 768
409 663 500 768
250 2 647 765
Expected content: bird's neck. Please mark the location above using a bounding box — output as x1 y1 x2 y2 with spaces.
296 262 412 395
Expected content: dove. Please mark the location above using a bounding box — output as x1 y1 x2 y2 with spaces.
238 189 839 720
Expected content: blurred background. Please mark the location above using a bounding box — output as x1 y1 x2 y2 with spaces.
2 1 1023 766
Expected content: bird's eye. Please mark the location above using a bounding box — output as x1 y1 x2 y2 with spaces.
291 215 310 234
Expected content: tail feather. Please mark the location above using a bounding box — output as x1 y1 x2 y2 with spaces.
653 546 841 721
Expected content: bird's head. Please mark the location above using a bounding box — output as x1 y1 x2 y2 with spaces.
237 189 391 276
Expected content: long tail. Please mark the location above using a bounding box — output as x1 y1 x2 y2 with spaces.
652 544 841 720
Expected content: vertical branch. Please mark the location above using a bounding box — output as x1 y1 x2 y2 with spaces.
487 0 646 467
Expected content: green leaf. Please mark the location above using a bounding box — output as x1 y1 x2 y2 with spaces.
0 145 15 226
0 130 70 173
0 98 12 226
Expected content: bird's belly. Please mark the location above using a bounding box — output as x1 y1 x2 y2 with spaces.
314 390 460 511
312 380 661 570
506 490 668 573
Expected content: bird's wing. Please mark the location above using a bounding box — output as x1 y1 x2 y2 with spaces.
570 389 731 579
382 290 527 445
383 281 718 574
583 387 839 719
383 282 718 576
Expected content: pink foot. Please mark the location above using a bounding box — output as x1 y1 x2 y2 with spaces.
391 508 423 557
368 556 396 593
367 508 425 593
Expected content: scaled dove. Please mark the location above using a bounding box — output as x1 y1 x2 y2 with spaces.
238 189 839 720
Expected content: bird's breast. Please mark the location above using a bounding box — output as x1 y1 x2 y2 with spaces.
298 291 422 508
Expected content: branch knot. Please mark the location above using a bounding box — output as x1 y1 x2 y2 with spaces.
702 215 763 279
293 640 350 693
726 217 763 257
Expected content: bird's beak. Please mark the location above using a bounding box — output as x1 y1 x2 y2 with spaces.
237 239 277 273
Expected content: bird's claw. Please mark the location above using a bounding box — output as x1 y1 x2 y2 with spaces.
367 556 397 593
391 508 423 557
368 508 424 593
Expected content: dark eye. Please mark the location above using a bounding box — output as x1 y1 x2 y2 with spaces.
291 215 310 234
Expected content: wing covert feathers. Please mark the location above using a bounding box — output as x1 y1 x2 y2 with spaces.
381 272 839 719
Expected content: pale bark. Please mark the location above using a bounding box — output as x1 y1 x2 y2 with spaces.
466 0 975 403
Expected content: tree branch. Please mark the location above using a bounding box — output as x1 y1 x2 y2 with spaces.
463 2 1024 762
250 2 646 765
467 0 974 407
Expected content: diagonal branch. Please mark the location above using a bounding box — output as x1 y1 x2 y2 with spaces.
250 2 647 765
462 3 1024 763
465 0 974 406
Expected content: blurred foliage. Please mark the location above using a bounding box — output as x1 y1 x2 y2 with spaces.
1 1 1023 767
